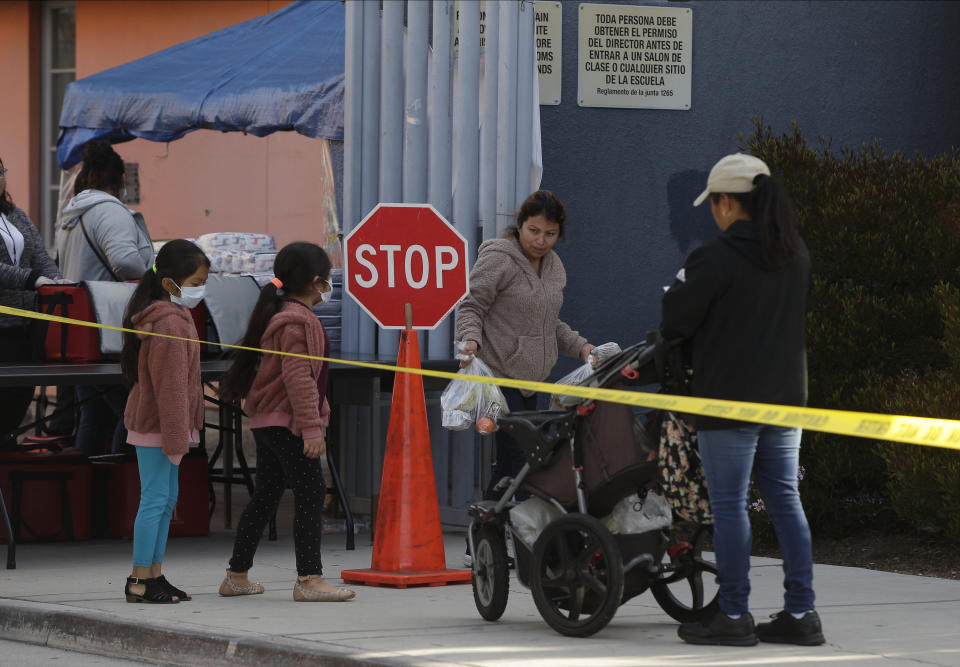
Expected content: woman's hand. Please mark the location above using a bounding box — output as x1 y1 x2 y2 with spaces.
303 435 326 459
458 340 479 368
580 343 597 364
34 276 72 288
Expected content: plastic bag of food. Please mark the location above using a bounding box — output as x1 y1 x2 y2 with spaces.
602 489 673 535
441 357 509 433
550 342 622 408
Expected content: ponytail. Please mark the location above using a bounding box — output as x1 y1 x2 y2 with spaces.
728 174 803 267
120 267 168 387
218 241 332 403
120 240 210 387
217 284 284 403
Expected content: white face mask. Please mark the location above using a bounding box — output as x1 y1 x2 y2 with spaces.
171 281 206 309
318 285 332 304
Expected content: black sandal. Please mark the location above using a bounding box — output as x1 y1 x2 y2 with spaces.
125 576 180 604
156 575 192 601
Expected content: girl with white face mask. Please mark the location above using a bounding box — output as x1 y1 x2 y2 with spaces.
119 239 210 604
217 242 354 602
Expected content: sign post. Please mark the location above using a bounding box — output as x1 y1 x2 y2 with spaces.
341 203 472 587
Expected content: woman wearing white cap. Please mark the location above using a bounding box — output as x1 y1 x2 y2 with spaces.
661 154 823 647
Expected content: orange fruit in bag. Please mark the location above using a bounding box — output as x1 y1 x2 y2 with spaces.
476 416 496 434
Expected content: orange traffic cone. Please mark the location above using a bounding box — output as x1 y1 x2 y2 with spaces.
341 328 471 587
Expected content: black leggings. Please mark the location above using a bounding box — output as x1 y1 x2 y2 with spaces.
483 388 538 500
0 326 39 445
229 427 327 576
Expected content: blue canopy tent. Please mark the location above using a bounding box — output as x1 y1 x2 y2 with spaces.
56 0 345 169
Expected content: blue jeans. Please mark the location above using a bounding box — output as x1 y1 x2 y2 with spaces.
697 425 815 616
133 446 179 567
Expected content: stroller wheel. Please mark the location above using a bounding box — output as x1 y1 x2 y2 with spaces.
530 513 623 638
651 523 719 623
472 524 510 621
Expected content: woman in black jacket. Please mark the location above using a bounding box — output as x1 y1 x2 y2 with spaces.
662 154 823 647
0 156 65 447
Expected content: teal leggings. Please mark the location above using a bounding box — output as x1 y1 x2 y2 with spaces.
133 446 179 567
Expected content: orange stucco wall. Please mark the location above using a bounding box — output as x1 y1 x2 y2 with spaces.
2 0 337 250
0 1 40 220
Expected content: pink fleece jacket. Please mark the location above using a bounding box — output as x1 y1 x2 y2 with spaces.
245 301 330 439
124 300 204 464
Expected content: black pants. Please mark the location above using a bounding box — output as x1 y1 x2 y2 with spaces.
75 384 130 456
229 427 327 576
0 325 39 446
483 388 538 500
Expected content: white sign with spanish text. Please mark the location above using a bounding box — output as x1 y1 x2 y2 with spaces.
578 3 692 110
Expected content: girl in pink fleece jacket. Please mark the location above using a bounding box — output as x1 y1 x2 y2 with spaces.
120 239 210 604
217 242 355 602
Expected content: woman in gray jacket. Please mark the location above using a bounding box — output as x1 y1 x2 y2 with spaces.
55 140 154 456
0 155 67 446
456 190 594 507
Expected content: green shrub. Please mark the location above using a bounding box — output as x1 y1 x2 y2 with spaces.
744 119 960 539
875 284 960 541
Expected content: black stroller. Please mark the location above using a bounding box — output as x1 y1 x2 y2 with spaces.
466 337 718 637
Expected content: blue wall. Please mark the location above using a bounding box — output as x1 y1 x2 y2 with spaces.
541 0 960 377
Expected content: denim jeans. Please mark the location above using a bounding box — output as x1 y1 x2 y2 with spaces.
697 425 815 616
133 446 179 567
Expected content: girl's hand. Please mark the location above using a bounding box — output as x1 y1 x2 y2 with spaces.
580 343 596 364
458 340 479 368
303 435 326 459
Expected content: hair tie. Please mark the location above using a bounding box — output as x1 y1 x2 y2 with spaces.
270 277 283 289
152 265 158 274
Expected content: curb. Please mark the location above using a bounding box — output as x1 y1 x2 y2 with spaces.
0 599 391 667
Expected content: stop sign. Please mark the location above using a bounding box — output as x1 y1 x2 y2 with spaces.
344 203 469 329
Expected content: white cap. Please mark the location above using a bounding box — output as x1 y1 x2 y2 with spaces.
692 153 771 207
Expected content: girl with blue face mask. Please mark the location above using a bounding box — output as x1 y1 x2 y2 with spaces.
216 242 353 602
119 239 210 604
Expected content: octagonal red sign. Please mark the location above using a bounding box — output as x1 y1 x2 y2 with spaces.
344 203 470 329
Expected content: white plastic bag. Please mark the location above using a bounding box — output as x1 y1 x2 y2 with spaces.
602 490 673 534
510 497 564 550
550 342 622 408
440 357 509 433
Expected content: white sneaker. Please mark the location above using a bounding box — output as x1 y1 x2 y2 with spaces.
463 553 473 568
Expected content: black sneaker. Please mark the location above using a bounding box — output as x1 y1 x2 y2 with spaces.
678 611 758 646
756 610 825 646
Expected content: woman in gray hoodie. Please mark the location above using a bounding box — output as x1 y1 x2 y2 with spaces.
456 190 594 509
0 155 65 446
55 140 154 456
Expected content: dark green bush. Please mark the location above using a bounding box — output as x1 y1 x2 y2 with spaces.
744 119 960 539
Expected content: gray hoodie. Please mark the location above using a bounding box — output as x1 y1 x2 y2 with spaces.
56 189 154 282
456 236 586 388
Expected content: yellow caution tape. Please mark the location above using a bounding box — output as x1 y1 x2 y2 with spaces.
3 304 960 451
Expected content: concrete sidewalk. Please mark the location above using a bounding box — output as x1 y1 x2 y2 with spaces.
2 520 959 667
